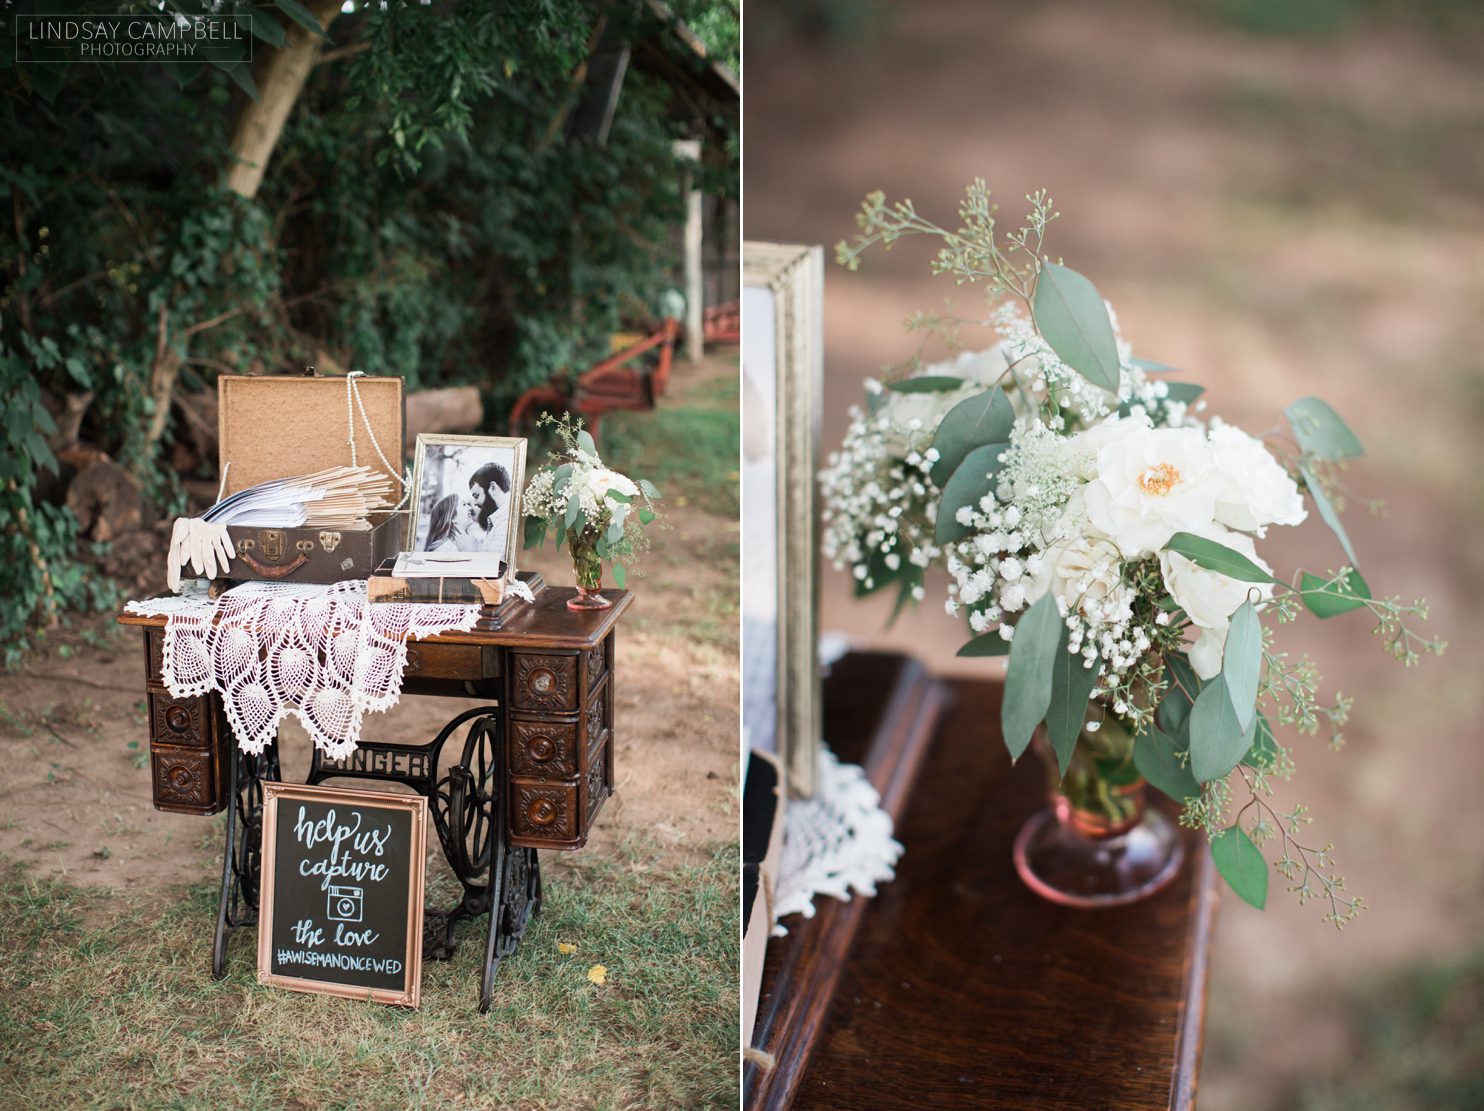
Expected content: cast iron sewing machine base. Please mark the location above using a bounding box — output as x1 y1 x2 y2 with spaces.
211 706 541 1012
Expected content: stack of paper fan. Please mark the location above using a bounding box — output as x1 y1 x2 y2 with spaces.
167 466 397 590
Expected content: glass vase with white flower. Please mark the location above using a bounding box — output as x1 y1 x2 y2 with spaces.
833 182 1444 917
522 414 662 612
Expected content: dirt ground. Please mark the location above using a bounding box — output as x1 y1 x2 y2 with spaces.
746 2 1484 1106
0 348 739 926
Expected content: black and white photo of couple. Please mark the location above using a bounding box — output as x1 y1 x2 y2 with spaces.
404 435 527 580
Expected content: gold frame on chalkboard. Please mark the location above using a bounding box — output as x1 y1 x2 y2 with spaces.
257 782 428 1008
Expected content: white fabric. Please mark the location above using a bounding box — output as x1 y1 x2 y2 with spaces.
771 745 903 935
125 580 481 759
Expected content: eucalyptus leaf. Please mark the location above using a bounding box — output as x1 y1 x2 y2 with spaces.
1286 397 1363 460
1299 464 1359 568
1047 648 1102 777
1033 263 1120 392
606 490 634 504
638 479 662 500
1300 569 1371 618
1166 532 1279 584
886 576 919 629
956 632 1011 657
1000 594 1063 761
929 387 1014 488
1129 356 1179 374
612 562 627 588
934 442 1009 545
1211 826 1268 909
552 463 573 497
1222 601 1262 734
1188 675 1258 783
1134 727 1201 804
577 429 597 455
1157 652 1203 741
564 492 580 530
523 515 546 551
887 375 965 394
1242 713 1280 772
639 507 656 525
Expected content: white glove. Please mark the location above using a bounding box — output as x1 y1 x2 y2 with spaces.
168 517 237 592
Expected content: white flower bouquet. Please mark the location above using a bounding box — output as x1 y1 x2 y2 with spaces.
828 182 1443 919
523 414 661 610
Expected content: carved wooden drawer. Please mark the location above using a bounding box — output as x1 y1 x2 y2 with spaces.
404 642 486 680
510 779 580 844
584 737 613 825
512 652 579 713
509 718 579 779
149 692 213 747
584 675 610 745
144 629 166 688
585 642 608 691
150 741 226 816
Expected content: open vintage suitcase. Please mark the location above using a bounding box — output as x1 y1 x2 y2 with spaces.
150 373 406 815
185 372 408 585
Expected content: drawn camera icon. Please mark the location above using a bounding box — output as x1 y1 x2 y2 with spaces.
327 885 364 924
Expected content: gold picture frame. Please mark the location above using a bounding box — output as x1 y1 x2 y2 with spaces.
256 783 428 1008
406 434 528 582
743 242 824 798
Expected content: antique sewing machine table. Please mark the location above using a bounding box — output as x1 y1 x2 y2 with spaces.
117 574 632 1011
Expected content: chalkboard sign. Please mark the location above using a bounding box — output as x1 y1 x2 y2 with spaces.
257 783 427 1008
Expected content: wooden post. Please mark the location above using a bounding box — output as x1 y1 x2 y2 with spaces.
675 139 704 363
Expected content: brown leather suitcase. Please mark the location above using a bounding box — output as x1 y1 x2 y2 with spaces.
187 372 408 586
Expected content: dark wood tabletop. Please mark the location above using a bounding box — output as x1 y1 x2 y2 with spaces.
117 577 632 652
751 652 1217 1111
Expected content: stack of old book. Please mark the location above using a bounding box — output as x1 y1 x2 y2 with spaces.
366 554 506 607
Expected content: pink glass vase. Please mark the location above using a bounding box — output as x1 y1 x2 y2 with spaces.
1012 717 1184 908
566 533 613 612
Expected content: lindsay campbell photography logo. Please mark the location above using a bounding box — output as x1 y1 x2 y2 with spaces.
15 14 252 64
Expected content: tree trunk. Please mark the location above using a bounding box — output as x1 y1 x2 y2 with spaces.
146 0 343 447
226 0 344 200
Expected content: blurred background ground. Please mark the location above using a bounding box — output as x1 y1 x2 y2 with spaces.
0 349 740 1108
745 1 1484 1106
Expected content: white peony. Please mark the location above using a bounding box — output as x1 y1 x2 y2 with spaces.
585 468 639 500
1159 526 1275 680
1067 411 1151 480
1083 426 1218 558
1208 422 1307 532
1028 534 1133 626
1187 625 1228 682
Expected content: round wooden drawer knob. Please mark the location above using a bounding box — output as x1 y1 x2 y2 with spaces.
528 799 558 827
167 765 194 790
531 670 555 693
165 706 193 733
527 736 555 764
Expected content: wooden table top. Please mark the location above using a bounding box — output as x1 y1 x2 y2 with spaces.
117 577 632 653
767 652 1216 1110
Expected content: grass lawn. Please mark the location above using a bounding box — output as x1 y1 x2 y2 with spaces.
0 835 738 1109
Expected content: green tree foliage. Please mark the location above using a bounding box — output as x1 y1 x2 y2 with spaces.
0 0 737 659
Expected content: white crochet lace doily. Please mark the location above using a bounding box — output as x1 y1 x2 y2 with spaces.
771 745 903 935
125 580 503 759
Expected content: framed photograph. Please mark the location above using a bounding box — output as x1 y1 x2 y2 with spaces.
256 783 428 1008
404 434 527 581
742 242 824 797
